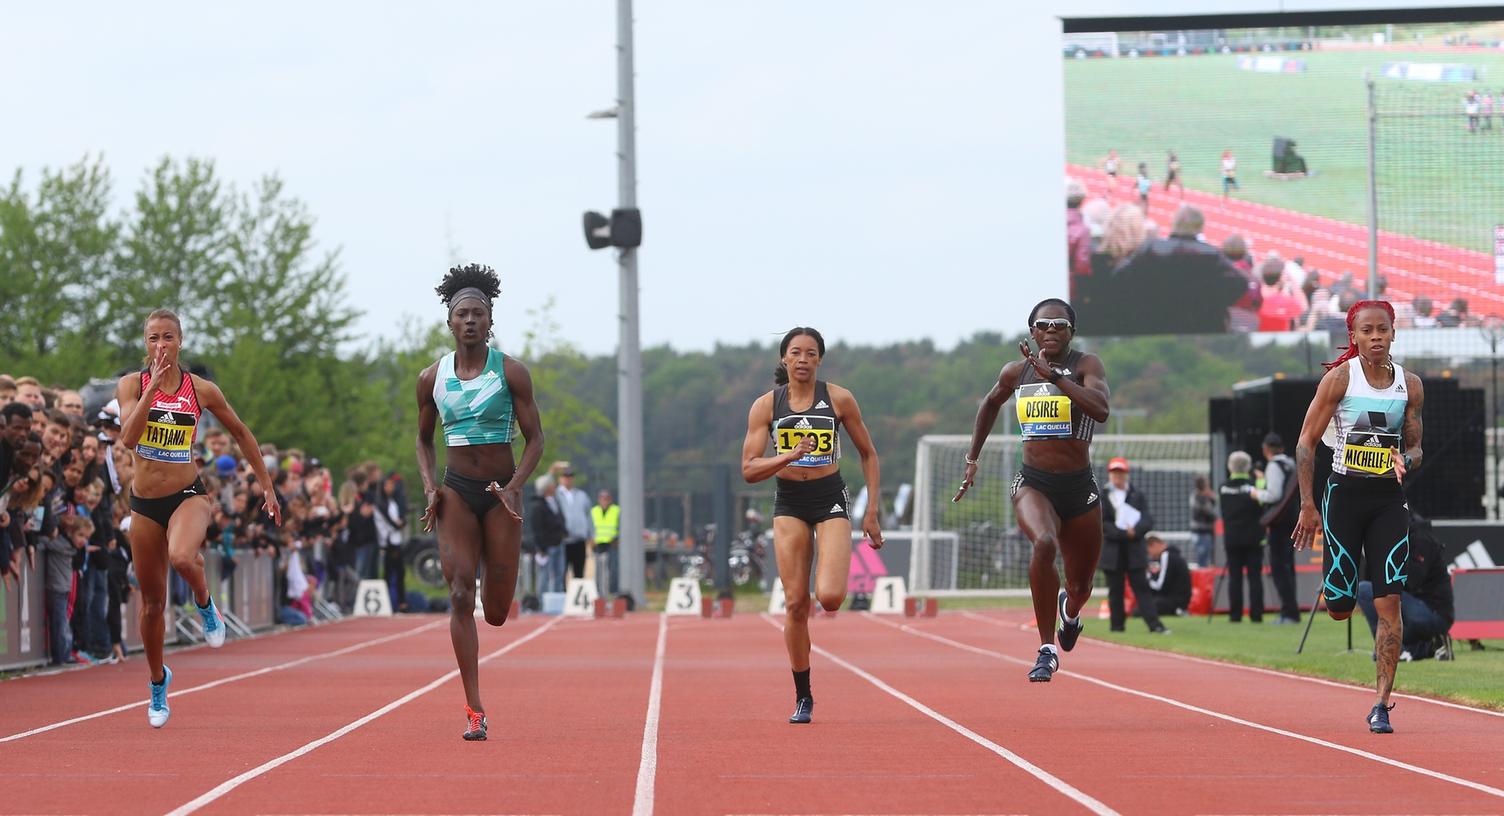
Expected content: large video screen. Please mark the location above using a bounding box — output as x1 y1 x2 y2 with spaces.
1063 21 1504 336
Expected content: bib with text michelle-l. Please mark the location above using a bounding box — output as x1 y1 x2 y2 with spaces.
773 414 837 467
1015 382 1072 438
1342 430 1399 476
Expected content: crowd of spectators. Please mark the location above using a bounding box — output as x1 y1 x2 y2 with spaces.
0 371 410 667
1067 179 1490 335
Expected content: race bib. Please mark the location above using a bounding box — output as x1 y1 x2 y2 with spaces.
137 408 196 463
1016 383 1072 438
774 415 837 467
1342 430 1399 476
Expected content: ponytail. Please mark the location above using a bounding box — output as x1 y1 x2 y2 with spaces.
774 363 789 386
1323 299 1396 371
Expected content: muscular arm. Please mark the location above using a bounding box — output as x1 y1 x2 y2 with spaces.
415 364 440 494
116 374 147 450
832 384 880 511
1052 352 1110 424
1296 365 1347 507
196 377 276 503
1400 371 1425 471
965 361 1025 461
741 392 806 484
503 357 546 492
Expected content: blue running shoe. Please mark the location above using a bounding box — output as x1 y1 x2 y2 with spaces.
1057 590 1083 652
148 665 172 728
198 596 225 648
1028 646 1059 682
1368 702 1395 734
788 696 813 724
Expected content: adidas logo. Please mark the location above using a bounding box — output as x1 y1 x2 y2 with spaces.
1058 368 1072 376
814 400 829 409
1365 435 1382 447
1087 492 1098 504
829 503 844 513
795 418 813 430
1396 383 1405 392
1033 385 1051 396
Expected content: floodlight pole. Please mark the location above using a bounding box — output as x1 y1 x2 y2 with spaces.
615 0 646 606
1365 72 1379 299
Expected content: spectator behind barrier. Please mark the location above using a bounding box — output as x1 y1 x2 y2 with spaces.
1105 205 1250 334
1356 513 1455 661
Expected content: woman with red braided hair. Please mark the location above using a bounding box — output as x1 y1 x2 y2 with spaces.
1292 299 1424 735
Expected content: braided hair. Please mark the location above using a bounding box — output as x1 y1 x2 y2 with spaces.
1322 299 1396 371
434 263 501 314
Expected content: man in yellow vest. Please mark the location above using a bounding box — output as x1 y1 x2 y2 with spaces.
591 489 621 596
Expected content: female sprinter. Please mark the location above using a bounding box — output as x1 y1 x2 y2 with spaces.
1292 299 1423 734
741 327 884 724
416 264 545 741
117 308 281 727
954 299 1110 681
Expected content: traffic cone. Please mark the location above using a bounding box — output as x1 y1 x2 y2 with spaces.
1097 599 1110 620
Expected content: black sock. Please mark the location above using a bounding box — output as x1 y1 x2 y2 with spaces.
792 668 811 700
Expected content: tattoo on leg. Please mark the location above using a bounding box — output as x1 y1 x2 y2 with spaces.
1375 612 1402 700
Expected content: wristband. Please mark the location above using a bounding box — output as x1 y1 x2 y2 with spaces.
1403 454 1414 470
1047 368 1063 384
964 455 979 466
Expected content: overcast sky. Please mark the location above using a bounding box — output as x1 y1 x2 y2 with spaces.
4 2 1049 356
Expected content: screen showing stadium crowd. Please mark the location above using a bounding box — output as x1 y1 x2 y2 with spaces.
1063 23 1504 335
0 374 408 666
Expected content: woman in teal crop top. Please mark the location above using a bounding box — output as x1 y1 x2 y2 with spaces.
416 264 546 741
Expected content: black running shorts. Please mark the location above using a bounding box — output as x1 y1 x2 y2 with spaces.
130 478 209 529
1011 465 1100 521
773 472 850 526
1320 472 1409 614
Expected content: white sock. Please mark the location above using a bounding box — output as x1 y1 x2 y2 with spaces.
1061 602 1079 626
1040 643 1058 655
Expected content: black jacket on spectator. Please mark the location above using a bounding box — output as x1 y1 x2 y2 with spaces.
1148 544 1193 611
1406 520 1454 626
1105 235 1249 334
1220 475 1264 550
1101 485 1155 570
527 494 566 553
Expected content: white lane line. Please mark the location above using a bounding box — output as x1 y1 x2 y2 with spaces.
0 618 448 743
873 615 1504 801
959 610 1504 720
757 614 1119 816
632 614 669 816
166 617 563 816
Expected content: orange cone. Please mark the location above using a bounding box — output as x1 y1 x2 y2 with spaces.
1097 599 1110 620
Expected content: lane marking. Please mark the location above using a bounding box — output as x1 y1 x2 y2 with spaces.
166 617 563 816
632 614 668 816
873 615 1504 801
1 618 447 743
757 614 1119 816
959 610 1504 719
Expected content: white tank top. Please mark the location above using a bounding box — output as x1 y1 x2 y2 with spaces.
1322 358 1408 478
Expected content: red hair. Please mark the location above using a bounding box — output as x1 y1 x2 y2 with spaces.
1323 299 1396 371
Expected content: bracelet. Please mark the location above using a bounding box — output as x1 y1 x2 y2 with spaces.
965 455 979 466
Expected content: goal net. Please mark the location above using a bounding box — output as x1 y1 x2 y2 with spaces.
910 434 1211 595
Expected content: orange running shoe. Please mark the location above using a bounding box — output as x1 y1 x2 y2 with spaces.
463 705 488 741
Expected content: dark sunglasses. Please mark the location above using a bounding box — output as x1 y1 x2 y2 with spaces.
1032 318 1073 332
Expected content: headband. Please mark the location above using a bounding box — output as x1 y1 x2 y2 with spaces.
449 287 491 313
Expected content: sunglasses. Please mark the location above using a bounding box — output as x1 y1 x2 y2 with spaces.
1032 318 1073 332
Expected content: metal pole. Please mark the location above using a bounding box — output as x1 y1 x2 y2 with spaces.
615 0 646 606
1366 72 1380 299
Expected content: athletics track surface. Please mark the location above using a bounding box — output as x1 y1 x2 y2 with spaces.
1068 164 1504 318
5 610 1503 815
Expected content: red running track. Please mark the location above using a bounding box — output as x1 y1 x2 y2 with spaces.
3 609 1502 815
1068 164 1504 317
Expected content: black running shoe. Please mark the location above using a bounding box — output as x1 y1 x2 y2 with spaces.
1056 590 1083 652
1367 702 1395 734
462 705 488 741
789 696 813 724
1027 646 1059 682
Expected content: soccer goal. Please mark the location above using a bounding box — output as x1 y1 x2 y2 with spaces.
910 434 1212 596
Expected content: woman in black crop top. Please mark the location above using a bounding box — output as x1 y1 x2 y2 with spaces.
954 299 1111 682
741 327 884 724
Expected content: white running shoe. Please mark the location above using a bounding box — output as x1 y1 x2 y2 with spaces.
198 597 226 648
148 665 172 728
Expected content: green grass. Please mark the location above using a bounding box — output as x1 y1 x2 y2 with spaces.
1090 613 1504 710
1065 50 1504 251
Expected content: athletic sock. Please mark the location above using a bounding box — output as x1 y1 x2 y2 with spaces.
793 668 811 699
1040 644 1058 655
1061 601 1079 626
